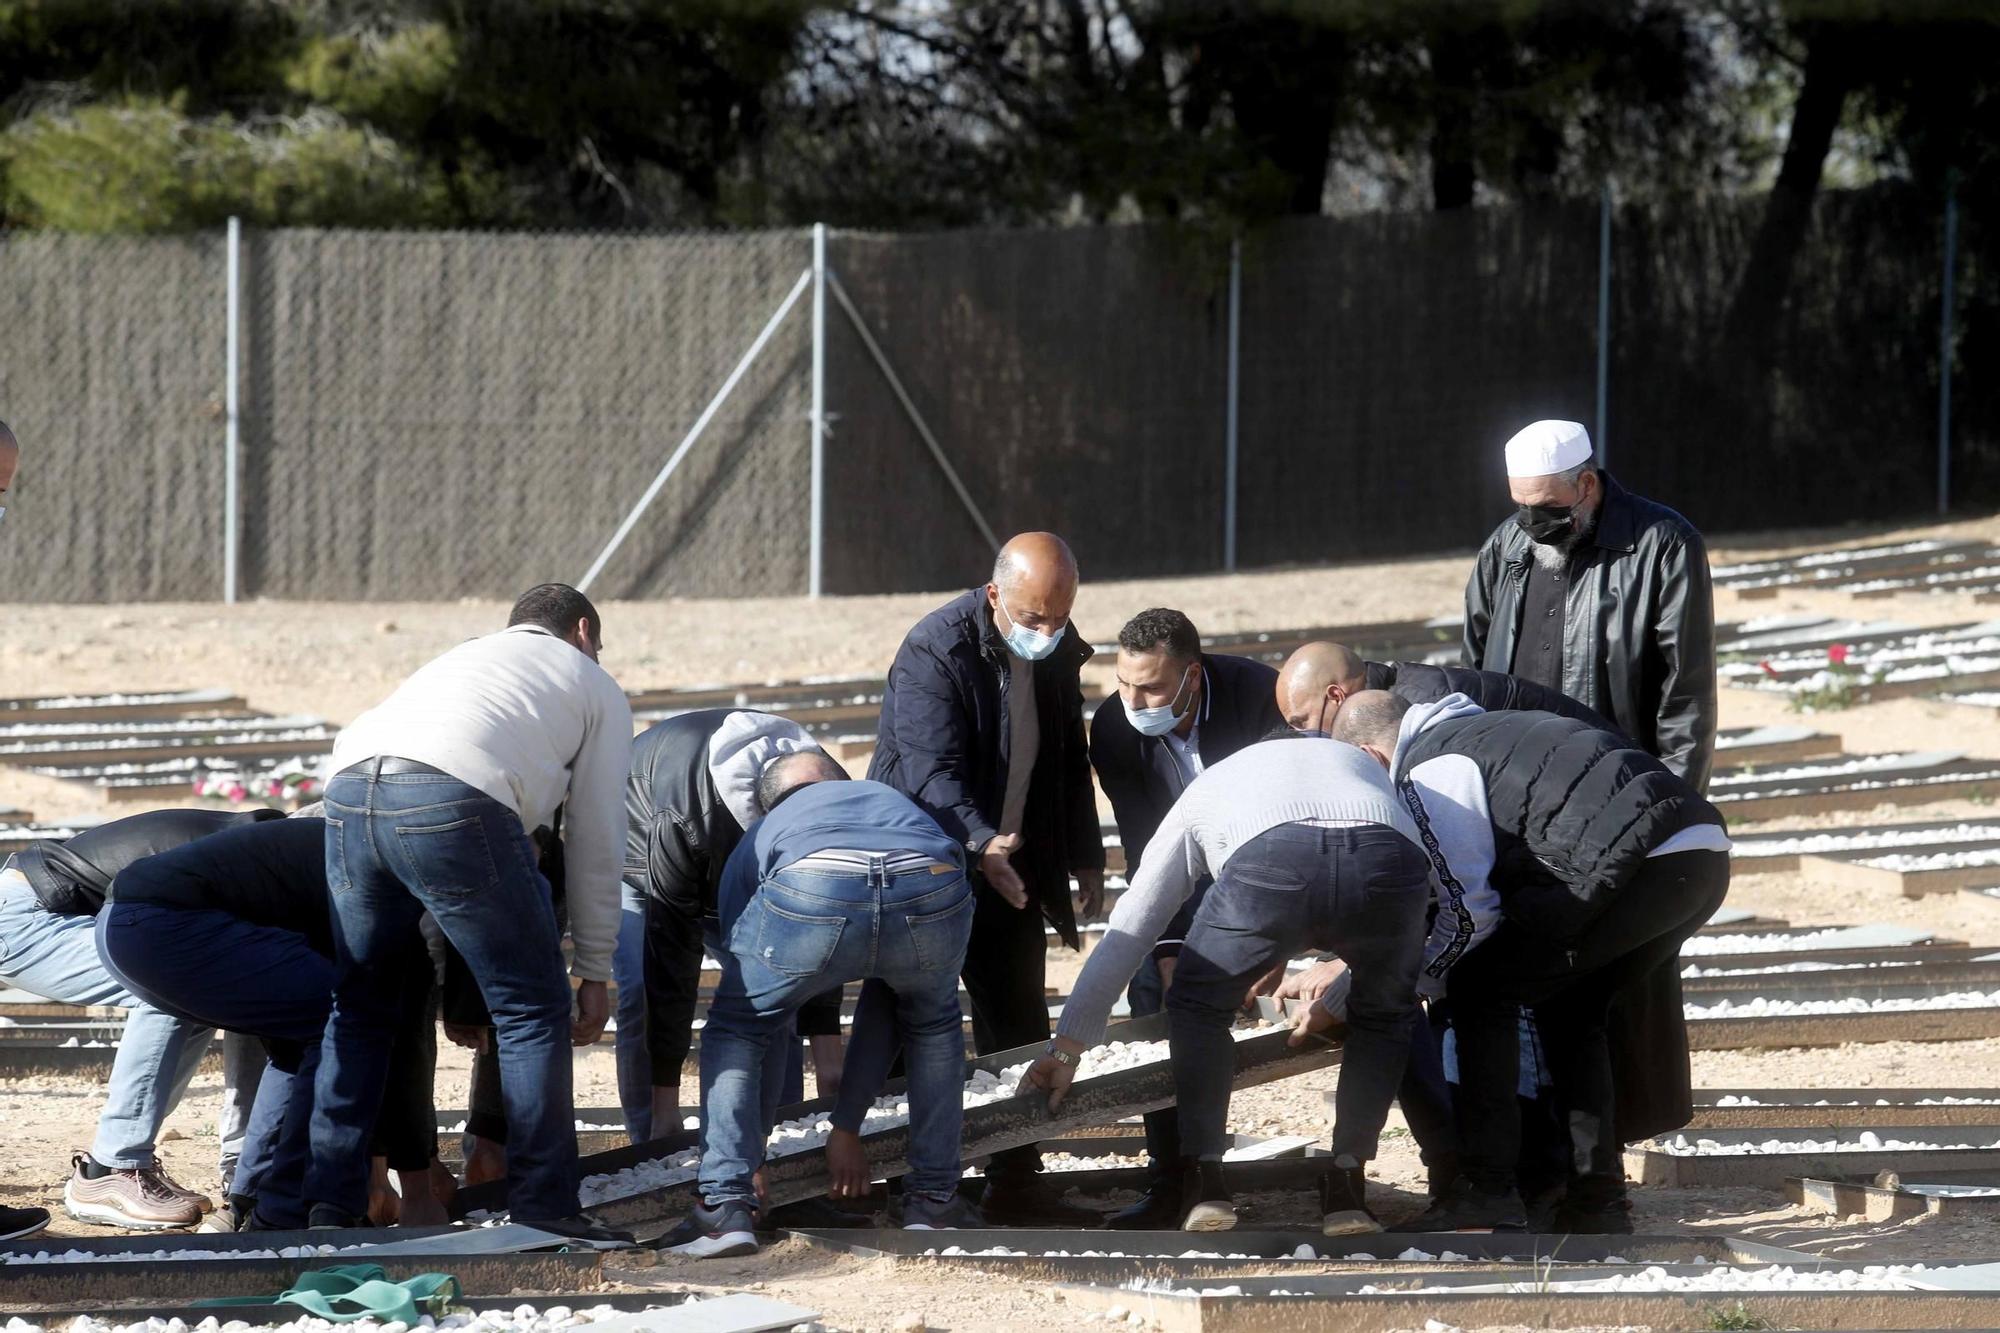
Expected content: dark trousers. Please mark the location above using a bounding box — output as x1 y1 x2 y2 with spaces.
1170 823 1431 1164
1127 886 1206 1182
97 903 336 1228
313 764 577 1221
1397 1007 1458 1173
1127 955 1181 1179
960 877 1054 1180
1447 849 1731 1192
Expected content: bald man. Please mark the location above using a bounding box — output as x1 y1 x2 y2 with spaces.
869 533 1106 1226
1277 642 1617 739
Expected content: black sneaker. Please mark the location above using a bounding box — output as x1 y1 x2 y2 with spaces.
1178 1159 1235 1233
660 1199 759 1258
763 1196 873 1230
1319 1165 1381 1237
1548 1176 1634 1235
1411 1178 1527 1232
901 1191 985 1230
306 1203 371 1231
1104 1182 1184 1230
0 1204 50 1241
978 1173 1107 1228
516 1214 637 1247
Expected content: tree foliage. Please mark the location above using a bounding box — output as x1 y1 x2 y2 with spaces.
0 0 1991 233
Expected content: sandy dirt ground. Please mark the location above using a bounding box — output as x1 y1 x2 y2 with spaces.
5 510 2000 1330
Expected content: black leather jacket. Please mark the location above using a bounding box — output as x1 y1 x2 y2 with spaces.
1462 472 1717 791
14 808 283 917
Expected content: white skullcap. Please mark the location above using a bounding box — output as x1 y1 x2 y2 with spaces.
1504 420 1593 478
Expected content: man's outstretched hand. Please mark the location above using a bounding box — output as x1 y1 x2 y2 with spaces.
825 1127 871 1200
1016 1053 1078 1113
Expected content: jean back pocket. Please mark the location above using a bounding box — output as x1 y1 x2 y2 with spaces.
746 898 847 978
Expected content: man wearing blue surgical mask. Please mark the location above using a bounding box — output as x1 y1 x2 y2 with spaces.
1088 608 1282 1227
870 532 1107 1226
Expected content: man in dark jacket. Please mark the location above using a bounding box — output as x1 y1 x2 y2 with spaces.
1 807 281 1230
624 708 837 1139
1089 607 1282 1228
1462 421 1716 788
1278 641 1619 737
98 815 440 1232
1463 420 1718 1157
868 531 1105 1225
1334 693 1730 1233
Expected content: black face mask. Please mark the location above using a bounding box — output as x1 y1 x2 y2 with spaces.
1515 503 1574 545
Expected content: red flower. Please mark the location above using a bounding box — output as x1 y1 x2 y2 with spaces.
1829 643 1850 666
1759 659 1780 678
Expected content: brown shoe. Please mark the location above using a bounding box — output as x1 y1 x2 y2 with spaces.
62 1155 202 1231
152 1164 215 1215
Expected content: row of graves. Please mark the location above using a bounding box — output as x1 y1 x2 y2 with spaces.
9 535 2000 1329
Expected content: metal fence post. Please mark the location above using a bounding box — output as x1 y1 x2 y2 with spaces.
1938 175 1958 516
1595 182 1611 465
809 223 828 597
224 216 241 604
1224 236 1241 572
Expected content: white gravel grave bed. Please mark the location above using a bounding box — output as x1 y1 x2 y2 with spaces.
1 1306 704 1333
1710 1094 2000 1107
1715 768 2000 801
1681 959 1920 977
1734 823 2000 858
1652 1131 2000 1157
1682 928 1869 957
1858 848 2000 872
1352 1263 1940 1294
1719 632 2000 678
929 1242 1333 1260
1706 753 1944 787
1845 565 2000 594
1684 990 2000 1019
1 1244 355 1266
577 1027 1273 1206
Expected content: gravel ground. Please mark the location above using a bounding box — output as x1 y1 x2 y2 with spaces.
5 511 2000 1330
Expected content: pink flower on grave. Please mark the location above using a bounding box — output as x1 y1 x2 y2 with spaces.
1759 659 1780 678
1829 643 1850 667
225 783 248 804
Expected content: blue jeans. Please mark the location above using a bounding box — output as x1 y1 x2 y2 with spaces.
1171 823 1431 1164
613 881 651 1143
0 871 210 1170
699 853 972 1205
98 901 335 1227
312 763 578 1221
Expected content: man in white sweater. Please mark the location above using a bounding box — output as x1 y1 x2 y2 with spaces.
1021 735 1434 1236
304 584 633 1236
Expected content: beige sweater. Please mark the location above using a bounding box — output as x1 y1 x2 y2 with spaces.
330 624 634 980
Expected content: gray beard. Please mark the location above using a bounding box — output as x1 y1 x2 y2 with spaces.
1528 503 1600 572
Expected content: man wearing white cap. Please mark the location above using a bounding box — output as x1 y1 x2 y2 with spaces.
1460 420 1717 1208
1463 420 1715 790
